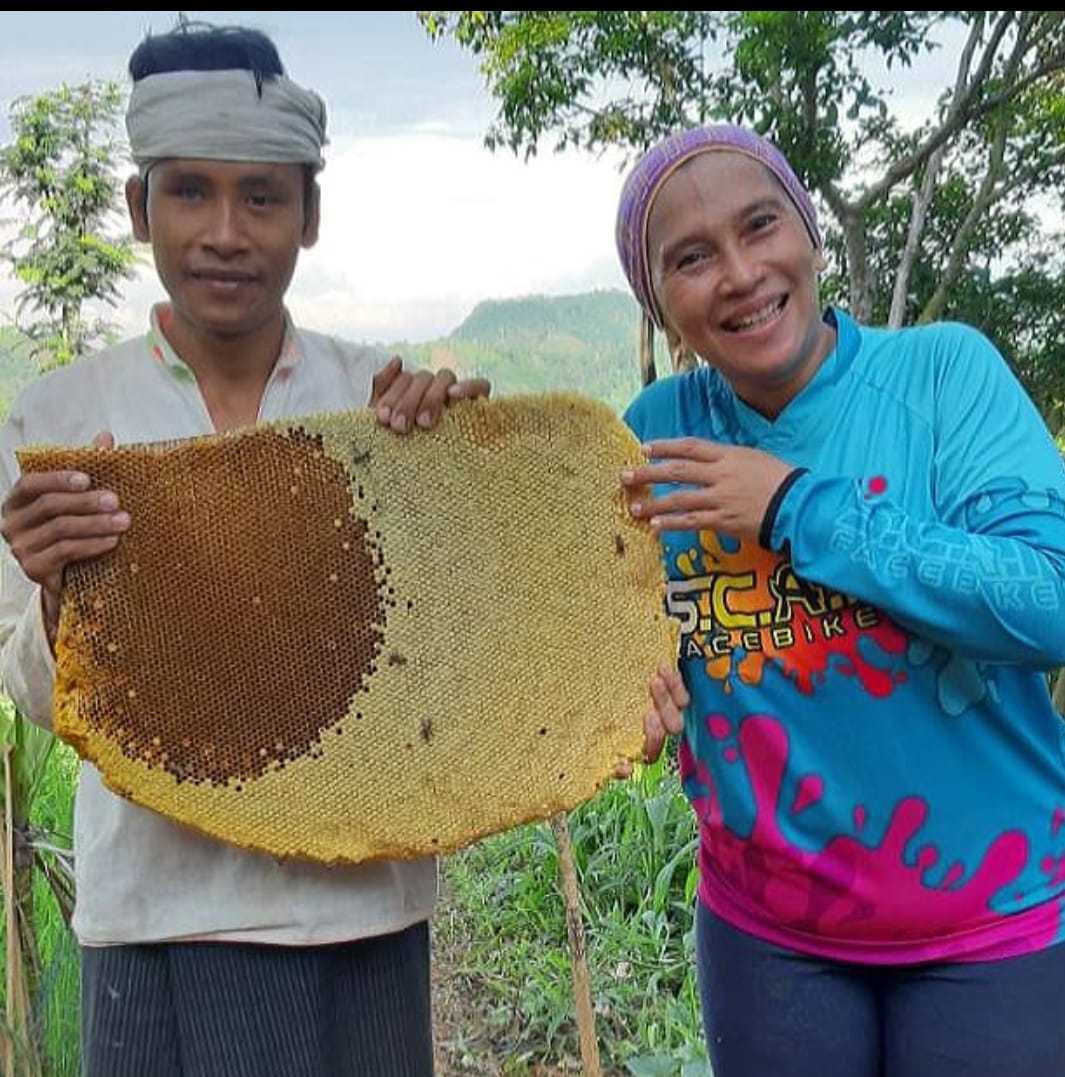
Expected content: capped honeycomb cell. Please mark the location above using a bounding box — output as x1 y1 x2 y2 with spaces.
18 393 676 864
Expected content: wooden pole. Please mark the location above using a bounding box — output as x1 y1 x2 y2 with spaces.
551 812 601 1076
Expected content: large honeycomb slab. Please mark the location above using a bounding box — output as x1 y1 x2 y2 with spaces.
18 393 676 864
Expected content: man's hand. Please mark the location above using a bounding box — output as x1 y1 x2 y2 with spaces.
371 355 491 433
622 437 794 542
0 431 125 645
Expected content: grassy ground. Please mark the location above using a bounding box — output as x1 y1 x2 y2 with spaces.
431 762 709 1076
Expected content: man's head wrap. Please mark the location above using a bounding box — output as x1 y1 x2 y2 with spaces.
615 124 821 329
126 69 328 174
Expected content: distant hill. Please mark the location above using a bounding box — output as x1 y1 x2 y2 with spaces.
0 290 666 423
397 289 658 414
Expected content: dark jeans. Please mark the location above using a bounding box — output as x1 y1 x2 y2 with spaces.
696 901 1065 1077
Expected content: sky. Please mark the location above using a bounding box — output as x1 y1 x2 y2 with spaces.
0 11 959 347
0 10 633 345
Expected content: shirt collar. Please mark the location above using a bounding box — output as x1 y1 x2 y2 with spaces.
146 303 305 383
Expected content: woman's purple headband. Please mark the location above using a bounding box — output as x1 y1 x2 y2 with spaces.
615 124 821 329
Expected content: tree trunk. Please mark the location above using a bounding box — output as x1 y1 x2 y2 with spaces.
841 212 874 323
889 146 945 327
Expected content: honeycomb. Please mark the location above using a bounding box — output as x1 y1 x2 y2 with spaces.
17 393 677 864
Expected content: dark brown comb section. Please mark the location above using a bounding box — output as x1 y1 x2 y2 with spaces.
61 428 387 785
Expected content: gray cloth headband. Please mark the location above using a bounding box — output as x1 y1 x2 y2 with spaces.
126 69 328 172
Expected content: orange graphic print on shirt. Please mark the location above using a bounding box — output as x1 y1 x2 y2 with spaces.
667 533 908 697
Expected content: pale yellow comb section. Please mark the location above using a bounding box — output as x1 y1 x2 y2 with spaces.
18 393 676 864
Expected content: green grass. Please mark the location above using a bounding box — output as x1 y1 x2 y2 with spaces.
0 739 80 1077
438 757 710 1076
31 744 80 1077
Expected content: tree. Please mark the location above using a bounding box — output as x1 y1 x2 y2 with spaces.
0 80 137 369
419 12 1065 411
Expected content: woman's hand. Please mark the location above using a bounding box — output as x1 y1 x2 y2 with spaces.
623 437 794 542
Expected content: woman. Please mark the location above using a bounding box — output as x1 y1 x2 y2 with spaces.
618 124 1065 1076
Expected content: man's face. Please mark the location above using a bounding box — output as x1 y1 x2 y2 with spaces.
126 158 319 343
647 151 833 418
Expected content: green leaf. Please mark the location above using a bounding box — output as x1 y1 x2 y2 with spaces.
1 77 133 366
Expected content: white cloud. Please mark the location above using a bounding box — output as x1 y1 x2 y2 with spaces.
294 133 630 342
1 132 632 347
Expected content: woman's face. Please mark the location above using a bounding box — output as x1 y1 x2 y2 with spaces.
647 151 835 418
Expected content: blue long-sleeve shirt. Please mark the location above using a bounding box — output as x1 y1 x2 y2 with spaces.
625 308 1065 963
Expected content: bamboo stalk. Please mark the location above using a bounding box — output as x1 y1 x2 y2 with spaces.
4 745 24 1076
4 744 18 1077
2 744 41 1077
551 812 601 1076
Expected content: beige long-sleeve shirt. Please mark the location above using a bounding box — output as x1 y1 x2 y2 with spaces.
0 306 437 946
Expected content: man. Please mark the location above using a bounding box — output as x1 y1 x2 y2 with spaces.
0 20 485 1076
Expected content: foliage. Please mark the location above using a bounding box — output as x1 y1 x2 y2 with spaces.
25 743 79 1077
420 11 1065 420
0 701 77 1076
978 259 1065 436
419 11 720 157
0 80 137 369
438 758 707 1074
